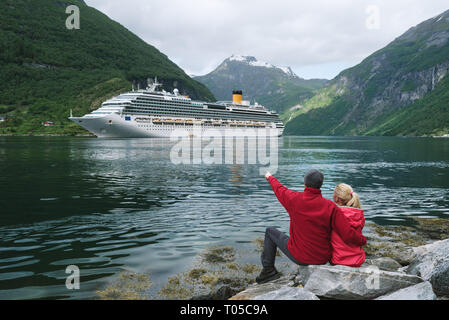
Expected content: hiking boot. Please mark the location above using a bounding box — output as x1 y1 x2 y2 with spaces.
256 267 281 284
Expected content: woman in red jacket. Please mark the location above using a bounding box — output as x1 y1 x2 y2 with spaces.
331 184 366 268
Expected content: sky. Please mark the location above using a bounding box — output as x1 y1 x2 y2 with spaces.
84 0 449 80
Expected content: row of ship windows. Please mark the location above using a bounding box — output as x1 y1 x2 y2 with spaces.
126 107 272 119
136 98 195 106
127 104 263 112
138 123 268 128
125 106 278 119
132 114 272 122
136 125 267 130
104 101 273 117
132 101 270 115
138 96 198 103
133 97 268 111
131 103 205 111
125 110 276 122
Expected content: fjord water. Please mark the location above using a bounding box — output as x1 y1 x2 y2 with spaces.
0 136 448 299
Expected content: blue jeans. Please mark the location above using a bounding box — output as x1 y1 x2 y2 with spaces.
261 227 308 269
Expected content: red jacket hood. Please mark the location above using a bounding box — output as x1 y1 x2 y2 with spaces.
331 206 366 267
339 206 365 229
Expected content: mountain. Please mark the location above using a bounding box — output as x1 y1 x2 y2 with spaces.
0 0 215 135
194 55 327 112
284 10 449 137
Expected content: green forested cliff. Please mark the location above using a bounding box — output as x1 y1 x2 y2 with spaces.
0 0 215 134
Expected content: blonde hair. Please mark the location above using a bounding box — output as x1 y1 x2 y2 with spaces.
334 183 362 209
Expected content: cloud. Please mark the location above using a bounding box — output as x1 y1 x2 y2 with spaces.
85 0 449 79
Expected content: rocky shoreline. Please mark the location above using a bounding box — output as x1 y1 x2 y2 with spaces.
229 242 447 300
96 218 449 300
203 218 449 301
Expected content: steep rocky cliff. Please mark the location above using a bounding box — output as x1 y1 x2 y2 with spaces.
285 10 449 136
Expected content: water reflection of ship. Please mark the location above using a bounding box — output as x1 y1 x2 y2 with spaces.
230 165 243 188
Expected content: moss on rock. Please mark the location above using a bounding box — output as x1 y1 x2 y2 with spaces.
200 246 235 264
364 218 449 265
412 218 449 240
96 271 153 300
158 245 261 299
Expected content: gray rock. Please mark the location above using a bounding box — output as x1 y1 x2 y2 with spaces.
363 257 403 272
376 282 436 300
407 239 449 296
294 275 304 286
398 266 409 273
296 264 423 300
191 285 238 300
425 30 449 48
229 275 292 300
253 286 319 300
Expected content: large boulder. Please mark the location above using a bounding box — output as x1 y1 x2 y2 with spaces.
296 264 423 300
253 286 319 300
375 282 436 300
229 275 292 300
407 239 449 296
191 286 238 300
363 257 403 272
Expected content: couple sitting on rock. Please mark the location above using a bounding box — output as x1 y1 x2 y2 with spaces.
257 169 367 284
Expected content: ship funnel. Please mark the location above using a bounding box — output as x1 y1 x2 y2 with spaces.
232 90 243 105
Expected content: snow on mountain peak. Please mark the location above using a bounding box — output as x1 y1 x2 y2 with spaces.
279 66 297 77
229 55 273 68
228 55 298 77
229 54 251 62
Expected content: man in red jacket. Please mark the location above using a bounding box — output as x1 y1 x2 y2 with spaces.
256 169 367 284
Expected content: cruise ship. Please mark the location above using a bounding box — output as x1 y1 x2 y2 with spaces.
69 78 284 138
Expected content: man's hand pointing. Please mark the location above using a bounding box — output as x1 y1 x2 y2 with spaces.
265 172 272 180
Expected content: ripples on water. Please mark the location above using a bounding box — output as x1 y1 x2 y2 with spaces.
0 136 448 299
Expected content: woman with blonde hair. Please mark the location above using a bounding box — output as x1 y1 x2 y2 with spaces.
331 184 366 267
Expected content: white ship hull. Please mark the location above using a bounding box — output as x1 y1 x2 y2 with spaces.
69 114 284 138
